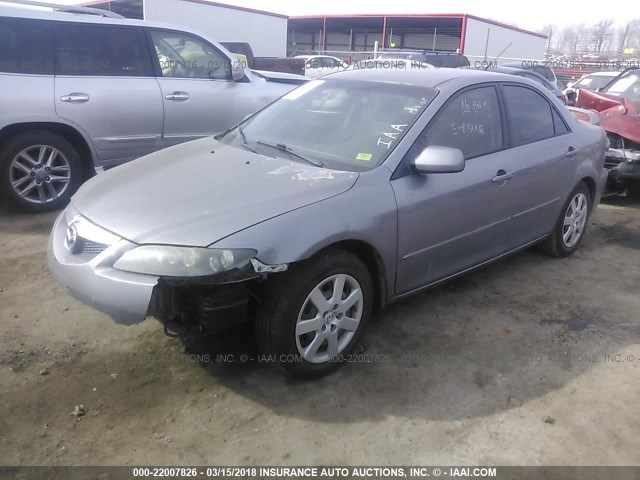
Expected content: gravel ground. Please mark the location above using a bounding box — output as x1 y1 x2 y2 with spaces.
0 197 639 466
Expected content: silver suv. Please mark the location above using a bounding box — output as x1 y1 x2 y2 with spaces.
0 3 305 211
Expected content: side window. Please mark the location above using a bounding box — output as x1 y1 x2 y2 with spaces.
56 24 151 76
502 85 555 145
0 18 54 74
149 30 231 80
415 86 503 160
552 108 570 135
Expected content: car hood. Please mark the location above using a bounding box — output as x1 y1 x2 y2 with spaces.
575 89 640 143
72 137 358 246
251 69 309 84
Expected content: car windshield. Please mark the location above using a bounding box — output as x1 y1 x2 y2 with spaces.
603 71 640 108
217 79 438 171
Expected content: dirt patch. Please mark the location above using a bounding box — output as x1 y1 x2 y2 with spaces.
1 199 639 466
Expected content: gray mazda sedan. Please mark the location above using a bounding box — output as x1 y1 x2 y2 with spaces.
48 68 609 378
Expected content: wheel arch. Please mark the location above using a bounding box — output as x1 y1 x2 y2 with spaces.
0 122 96 179
305 239 388 311
579 175 597 207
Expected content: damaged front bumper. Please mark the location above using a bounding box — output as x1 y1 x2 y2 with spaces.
605 134 640 190
48 207 287 329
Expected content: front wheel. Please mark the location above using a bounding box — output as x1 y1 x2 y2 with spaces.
255 249 373 379
538 181 591 257
0 130 83 212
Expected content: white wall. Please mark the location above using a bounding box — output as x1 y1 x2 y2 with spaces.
144 0 288 57
463 17 546 62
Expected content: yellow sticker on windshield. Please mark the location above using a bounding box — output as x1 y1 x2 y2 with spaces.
356 153 373 161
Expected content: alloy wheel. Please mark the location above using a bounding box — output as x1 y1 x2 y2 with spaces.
295 273 363 364
9 145 71 204
562 192 588 248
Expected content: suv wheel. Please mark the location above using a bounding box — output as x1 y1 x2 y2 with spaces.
255 249 373 379
0 130 83 212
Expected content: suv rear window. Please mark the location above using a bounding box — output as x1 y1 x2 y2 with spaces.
56 24 152 77
0 18 54 75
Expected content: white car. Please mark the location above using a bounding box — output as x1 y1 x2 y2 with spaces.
564 71 621 92
563 71 621 105
295 55 347 78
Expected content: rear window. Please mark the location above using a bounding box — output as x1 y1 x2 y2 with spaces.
0 17 54 75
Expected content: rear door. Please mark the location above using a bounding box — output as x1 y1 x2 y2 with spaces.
54 23 163 166
391 84 516 294
147 28 258 147
499 83 575 248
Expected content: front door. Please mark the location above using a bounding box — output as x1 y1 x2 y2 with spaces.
391 85 516 294
147 29 256 148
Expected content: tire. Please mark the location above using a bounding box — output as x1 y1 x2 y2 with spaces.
538 181 591 257
0 130 83 212
627 185 640 199
255 249 374 379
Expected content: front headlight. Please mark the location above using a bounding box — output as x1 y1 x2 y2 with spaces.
113 246 256 277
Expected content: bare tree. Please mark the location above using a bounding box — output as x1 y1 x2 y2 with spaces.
627 19 640 54
591 19 615 53
562 24 583 53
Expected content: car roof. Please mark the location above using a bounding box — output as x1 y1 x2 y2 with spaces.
493 65 549 81
583 71 621 77
328 67 538 89
0 4 211 39
295 55 339 59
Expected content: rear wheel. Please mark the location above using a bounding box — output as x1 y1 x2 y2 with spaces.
538 182 591 257
0 130 83 212
627 185 640 199
255 249 373 379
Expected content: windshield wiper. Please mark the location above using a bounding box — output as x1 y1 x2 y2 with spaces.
256 140 325 168
237 125 249 144
236 125 261 155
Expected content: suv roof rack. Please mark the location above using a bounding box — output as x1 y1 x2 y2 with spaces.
0 0 125 18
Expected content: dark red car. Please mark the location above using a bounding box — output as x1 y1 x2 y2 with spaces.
575 69 640 195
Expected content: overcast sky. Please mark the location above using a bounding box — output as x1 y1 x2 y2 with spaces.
14 0 634 32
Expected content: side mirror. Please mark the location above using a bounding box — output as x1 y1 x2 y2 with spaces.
414 146 465 174
231 60 245 81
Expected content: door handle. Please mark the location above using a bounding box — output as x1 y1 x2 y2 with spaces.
565 146 577 157
491 169 515 183
165 92 190 101
60 93 90 103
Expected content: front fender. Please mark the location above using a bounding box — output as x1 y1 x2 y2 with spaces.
210 168 398 302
